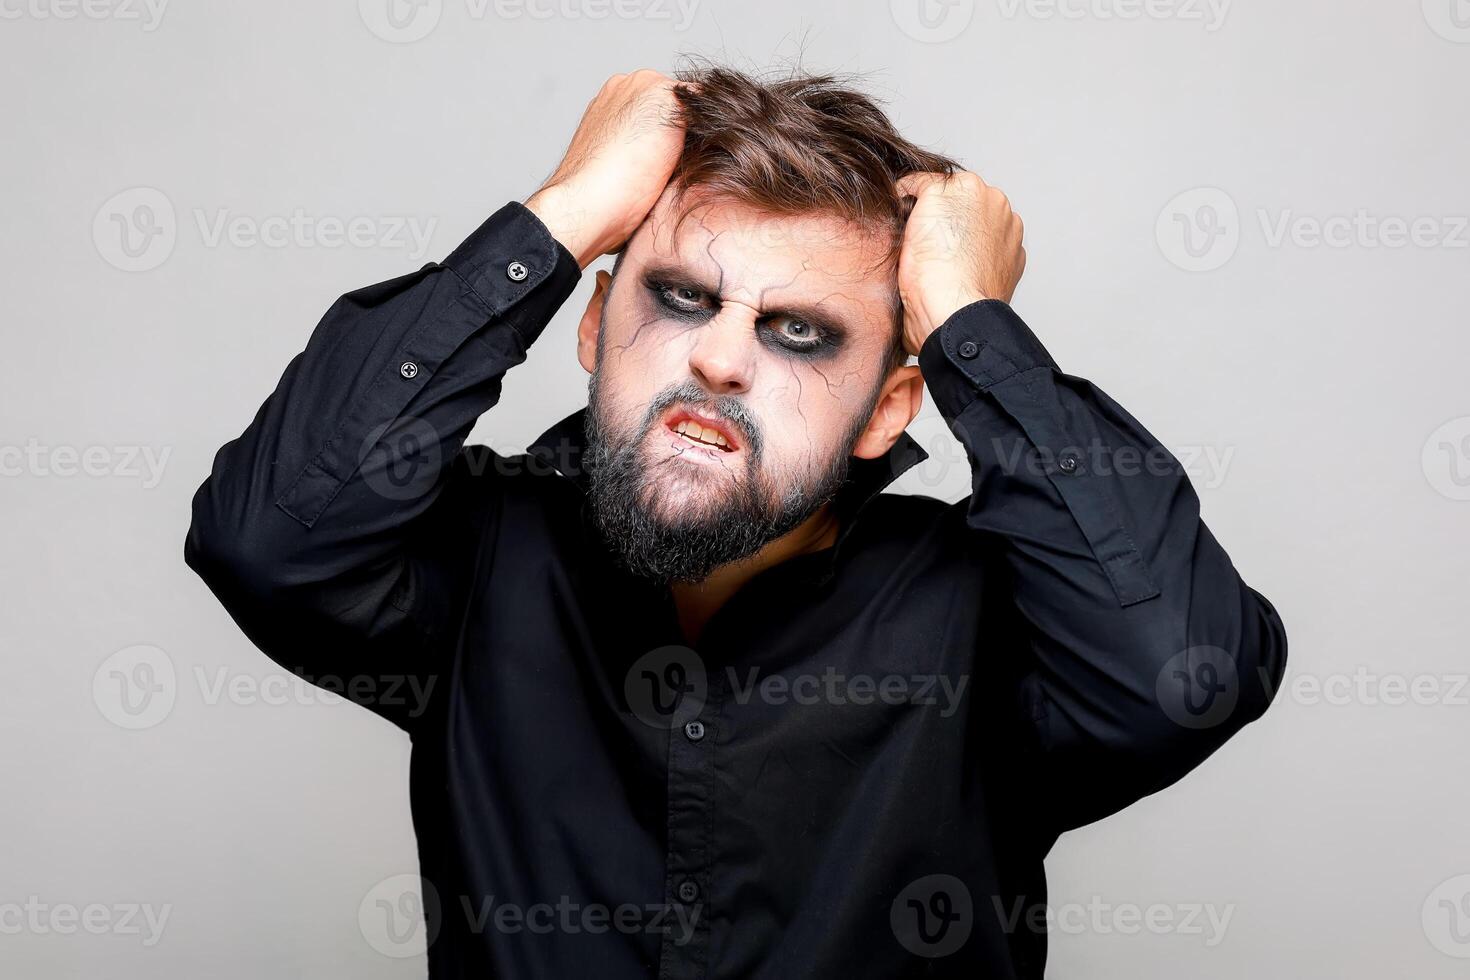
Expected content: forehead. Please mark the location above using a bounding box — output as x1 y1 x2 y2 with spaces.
624 186 897 326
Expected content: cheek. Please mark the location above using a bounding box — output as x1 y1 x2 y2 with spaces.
754 357 869 467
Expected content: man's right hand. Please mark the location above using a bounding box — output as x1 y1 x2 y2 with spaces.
526 70 688 270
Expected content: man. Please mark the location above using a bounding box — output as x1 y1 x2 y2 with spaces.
186 65 1287 978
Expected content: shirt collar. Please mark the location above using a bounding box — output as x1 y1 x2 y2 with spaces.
527 407 930 581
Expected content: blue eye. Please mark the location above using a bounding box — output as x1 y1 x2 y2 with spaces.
767 315 819 347
653 282 713 315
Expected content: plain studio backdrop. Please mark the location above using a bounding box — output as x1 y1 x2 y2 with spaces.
2 1 1466 977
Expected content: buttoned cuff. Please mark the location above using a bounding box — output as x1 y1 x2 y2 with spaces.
275 202 580 528
443 200 582 349
917 299 1059 418
917 300 1161 607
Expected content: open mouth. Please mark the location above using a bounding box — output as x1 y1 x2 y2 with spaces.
663 408 741 454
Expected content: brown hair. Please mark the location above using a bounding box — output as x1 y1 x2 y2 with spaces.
660 62 963 373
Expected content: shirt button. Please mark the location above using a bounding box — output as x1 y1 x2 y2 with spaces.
957 340 980 359
1058 452 1079 474
683 720 706 742
506 260 529 282
399 361 419 379
677 879 700 903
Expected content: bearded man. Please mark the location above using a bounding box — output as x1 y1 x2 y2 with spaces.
186 65 1286 979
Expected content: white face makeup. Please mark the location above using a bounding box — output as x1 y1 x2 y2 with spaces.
585 185 902 531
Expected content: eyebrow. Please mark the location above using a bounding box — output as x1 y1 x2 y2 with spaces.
640 261 859 338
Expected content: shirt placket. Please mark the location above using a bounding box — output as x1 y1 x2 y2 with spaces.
658 659 721 979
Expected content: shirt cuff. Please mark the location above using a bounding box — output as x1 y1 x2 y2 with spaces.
917 299 1059 418
442 200 582 349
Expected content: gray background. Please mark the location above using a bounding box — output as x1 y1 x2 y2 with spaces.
3 0 1467 976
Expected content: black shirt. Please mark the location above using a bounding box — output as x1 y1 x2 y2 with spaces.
185 200 1287 978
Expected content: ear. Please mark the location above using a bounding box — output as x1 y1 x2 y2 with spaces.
852 364 924 460
576 269 612 375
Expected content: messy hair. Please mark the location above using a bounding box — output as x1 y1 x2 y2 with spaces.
649 61 963 374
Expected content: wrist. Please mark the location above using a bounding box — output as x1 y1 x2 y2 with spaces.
907 287 989 352
525 186 605 270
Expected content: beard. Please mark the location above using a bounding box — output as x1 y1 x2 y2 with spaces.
583 372 877 585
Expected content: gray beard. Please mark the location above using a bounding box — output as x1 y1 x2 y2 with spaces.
582 375 866 585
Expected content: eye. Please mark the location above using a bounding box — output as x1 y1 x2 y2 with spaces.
763 314 825 351
651 281 715 316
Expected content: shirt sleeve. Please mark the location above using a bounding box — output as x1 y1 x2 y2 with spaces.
184 201 582 732
917 299 1288 836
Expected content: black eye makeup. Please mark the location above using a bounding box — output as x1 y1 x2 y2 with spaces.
643 275 845 359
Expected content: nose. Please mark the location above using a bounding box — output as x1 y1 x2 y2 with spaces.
687 305 757 395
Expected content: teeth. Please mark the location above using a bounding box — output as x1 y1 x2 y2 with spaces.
673 419 731 450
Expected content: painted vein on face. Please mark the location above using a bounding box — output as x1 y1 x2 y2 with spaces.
605 210 886 473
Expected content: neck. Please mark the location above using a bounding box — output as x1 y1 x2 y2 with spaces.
670 502 840 645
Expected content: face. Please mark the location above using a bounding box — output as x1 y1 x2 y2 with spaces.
579 185 922 583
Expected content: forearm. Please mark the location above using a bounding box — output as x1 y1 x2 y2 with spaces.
185 201 580 657
919 300 1287 826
